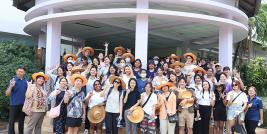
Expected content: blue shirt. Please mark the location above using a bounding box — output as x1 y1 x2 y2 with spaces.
10 76 28 106
245 96 263 121
137 78 148 93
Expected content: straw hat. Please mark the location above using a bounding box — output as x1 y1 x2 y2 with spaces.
121 53 135 63
63 53 77 63
88 105 106 124
70 74 88 86
156 81 174 90
215 63 221 67
183 53 197 61
71 66 85 74
193 67 206 75
179 90 194 108
169 54 180 60
170 61 185 69
82 47 94 56
32 72 49 81
114 46 126 54
127 106 144 123
109 76 126 89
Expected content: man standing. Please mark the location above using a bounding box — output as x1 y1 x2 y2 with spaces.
6 66 28 134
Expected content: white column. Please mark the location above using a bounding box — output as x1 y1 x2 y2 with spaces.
45 21 61 72
219 26 233 69
135 0 149 69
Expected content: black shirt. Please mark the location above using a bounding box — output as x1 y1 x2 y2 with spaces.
215 72 222 82
124 89 140 110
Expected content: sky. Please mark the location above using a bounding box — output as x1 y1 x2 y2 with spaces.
0 0 27 35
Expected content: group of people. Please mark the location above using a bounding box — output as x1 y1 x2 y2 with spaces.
6 46 264 134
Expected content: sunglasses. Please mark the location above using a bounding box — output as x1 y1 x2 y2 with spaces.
232 83 238 87
114 80 121 84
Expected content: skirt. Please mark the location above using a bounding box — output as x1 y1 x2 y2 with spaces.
66 117 82 127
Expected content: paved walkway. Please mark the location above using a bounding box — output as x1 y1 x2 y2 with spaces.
0 116 267 134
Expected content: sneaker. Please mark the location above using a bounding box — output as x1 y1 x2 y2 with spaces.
84 129 89 134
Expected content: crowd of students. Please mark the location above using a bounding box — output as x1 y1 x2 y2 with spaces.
6 46 264 134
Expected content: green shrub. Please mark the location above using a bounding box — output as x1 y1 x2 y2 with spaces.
0 41 42 121
240 57 267 97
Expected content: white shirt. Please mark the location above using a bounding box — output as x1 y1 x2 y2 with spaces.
88 91 105 108
189 83 203 100
182 64 197 75
198 91 215 106
141 92 158 116
122 74 136 89
105 89 120 113
227 91 248 106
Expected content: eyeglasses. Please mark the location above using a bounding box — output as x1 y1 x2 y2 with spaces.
232 83 238 87
114 80 121 84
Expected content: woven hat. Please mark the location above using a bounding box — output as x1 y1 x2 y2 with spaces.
169 54 180 61
156 81 174 90
63 53 77 63
121 53 135 63
127 106 144 123
109 76 126 89
70 74 87 86
88 105 106 124
183 53 197 61
82 47 94 56
170 61 185 69
179 90 194 108
32 72 49 81
193 67 206 75
114 46 126 54
71 66 85 74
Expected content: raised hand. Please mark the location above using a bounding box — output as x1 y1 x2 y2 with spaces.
9 78 16 88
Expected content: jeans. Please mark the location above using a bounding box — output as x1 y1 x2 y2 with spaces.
124 109 137 134
105 112 119 134
8 105 25 134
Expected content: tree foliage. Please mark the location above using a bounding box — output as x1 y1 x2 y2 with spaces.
0 41 42 120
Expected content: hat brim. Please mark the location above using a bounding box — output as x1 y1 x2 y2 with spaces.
183 53 197 61
156 82 174 90
169 55 180 60
82 47 94 56
127 106 144 123
170 62 185 69
109 76 126 89
114 47 126 53
193 67 206 75
63 54 77 63
32 73 49 81
121 53 135 62
88 105 106 124
70 74 88 86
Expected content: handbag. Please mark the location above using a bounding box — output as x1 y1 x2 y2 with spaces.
163 92 178 123
22 97 34 116
47 97 64 118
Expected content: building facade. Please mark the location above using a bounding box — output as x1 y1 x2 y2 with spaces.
13 0 261 69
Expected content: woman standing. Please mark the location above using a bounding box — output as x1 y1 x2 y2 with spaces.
99 56 111 77
64 74 87 134
47 66 66 90
213 84 227 134
157 82 177 134
48 77 68 134
102 65 119 90
133 59 142 78
137 69 149 93
198 81 215 134
152 67 168 90
140 82 158 134
103 76 125 134
245 86 264 134
25 72 49 134
84 80 105 134
226 80 248 134
182 53 197 75
123 78 141 134
84 65 98 94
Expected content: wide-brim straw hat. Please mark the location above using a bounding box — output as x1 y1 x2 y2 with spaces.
88 105 106 124
114 46 126 54
82 47 94 56
183 53 197 61
70 74 88 86
63 53 77 63
169 54 180 60
121 53 135 63
127 106 144 123
156 81 174 90
193 67 206 75
215 63 222 67
71 66 85 74
32 72 49 81
109 76 126 89
170 61 185 69
179 90 194 108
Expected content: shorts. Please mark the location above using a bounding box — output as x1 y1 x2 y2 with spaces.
178 108 194 128
227 105 244 121
66 117 82 127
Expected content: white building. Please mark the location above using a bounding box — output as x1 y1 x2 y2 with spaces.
13 0 261 69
